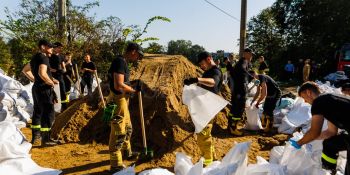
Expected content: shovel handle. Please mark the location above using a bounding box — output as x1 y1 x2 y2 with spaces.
138 91 147 148
94 71 106 108
74 64 81 94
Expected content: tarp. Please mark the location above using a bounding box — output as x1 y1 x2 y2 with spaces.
182 84 229 133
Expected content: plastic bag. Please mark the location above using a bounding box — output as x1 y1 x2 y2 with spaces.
269 146 285 164
286 97 312 127
113 166 135 175
244 156 287 175
174 152 199 175
245 105 263 130
139 168 174 175
182 85 229 133
53 84 61 113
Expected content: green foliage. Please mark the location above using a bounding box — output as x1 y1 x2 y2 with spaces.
167 40 206 63
0 37 13 75
144 42 165 54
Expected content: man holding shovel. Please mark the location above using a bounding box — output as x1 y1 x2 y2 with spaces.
184 51 223 166
107 42 143 172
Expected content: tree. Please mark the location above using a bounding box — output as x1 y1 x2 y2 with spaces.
144 42 165 54
167 40 206 63
0 37 13 75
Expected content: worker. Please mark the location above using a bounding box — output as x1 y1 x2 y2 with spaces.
303 59 311 82
63 52 75 102
249 70 281 132
227 48 254 136
258 56 268 74
22 39 58 146
290 82 350 175
80 54 96 96
107 42 143 172
184 51 223 166
50 42 67 111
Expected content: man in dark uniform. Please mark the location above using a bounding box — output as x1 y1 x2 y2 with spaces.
290 82 350 175
107 43 143 172
50 42 67 111
22 39 58 146
249 70 281 132
80 54 96 96
184 51 223 166
227 48 254 136
63 52 75 102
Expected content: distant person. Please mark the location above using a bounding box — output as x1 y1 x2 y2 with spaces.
310 60 319 80
228 54 237 65
107 42 143 172
227 48 254 136
184 51 223 166
258 56 268 74
303 59 311 82
80 54 96 96
63 52 75 100
296 59 304 82
290 82 350 175
214 59 221 69
223 57 233 88
284 60 295 81
50 42 67 111
22 39 58 146
249 70 281 132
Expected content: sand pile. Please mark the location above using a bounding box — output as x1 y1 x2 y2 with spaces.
50 54 289 171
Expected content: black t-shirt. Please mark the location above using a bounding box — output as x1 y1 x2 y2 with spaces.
81 61 96 78
258 74 281 97
311 94 350 132
30 52 53 87
258 61 268 71
49 54 65 76
64 61 74 77
108 56 130 95
201 66 223 94
230 58 253 91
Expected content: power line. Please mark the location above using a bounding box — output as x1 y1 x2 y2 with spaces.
203 0 240 22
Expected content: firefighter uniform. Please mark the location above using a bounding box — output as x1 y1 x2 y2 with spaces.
30 52 56 146
311 94 350 174
108 56 134 169
63 61 74 104
50 54 67 110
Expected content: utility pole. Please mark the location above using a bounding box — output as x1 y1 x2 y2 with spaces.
239 0 247 58
58 0 66 42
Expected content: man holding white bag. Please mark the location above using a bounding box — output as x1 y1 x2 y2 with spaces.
183 51 223 166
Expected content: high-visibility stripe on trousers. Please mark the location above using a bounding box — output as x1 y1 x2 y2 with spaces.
197 123 214 166
322 133 348 172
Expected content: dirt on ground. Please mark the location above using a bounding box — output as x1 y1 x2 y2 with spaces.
23 54 294 174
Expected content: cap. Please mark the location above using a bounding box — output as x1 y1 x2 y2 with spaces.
244 48 255 55
38 39 54 48
126 42 144 56
197 51 211 63
53 42 63 48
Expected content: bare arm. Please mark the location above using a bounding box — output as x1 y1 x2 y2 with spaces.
298 115 324 145
198 77 215 87
317 121 338 140
22 63 35 82
114 73 136 93
256 82 267 105
39 64 55 87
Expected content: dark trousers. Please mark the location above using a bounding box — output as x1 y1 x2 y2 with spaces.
53 74 67 110
63 74 72 94
31 85 55 133
263 93 281 117
81 76 93 96
229 86 247 128
322 133 349 174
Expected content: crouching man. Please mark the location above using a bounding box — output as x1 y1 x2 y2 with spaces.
184 52 223 166
290 82 350 175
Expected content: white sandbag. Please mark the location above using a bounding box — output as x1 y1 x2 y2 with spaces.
182 85 229 133
174 152 195 175
22 83 33 104
286 97 312 127
0 73 12 91
247 82 257 97
139 168 174 175
2 80 24 97
273 109 289 127
188 159 203 175
14 97 27 109
278 116 296 134
16 107 31 123
269 146 285 164
245 105 263 130
113 166 135 175
244 156 287 175
337 151 347 175
0 158 62 175
1 92 14 110
53 84 61 113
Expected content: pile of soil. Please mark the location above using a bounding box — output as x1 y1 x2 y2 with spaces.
49 54 289 172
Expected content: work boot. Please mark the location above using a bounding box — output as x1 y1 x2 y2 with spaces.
229 122 243 136
261 114 267 128
109 164 126 173
123 150 140 161
41 132 57 147
263 116 273 133
31 129 41 147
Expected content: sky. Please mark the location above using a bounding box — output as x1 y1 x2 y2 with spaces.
0 0 275 53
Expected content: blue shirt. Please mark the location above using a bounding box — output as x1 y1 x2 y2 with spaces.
285 63 294 72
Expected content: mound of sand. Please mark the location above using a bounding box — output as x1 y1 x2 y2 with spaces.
50 54 288 171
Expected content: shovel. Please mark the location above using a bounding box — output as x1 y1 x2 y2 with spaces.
138 91 154 160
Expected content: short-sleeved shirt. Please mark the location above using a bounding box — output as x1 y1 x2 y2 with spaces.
64 61 74 77
81 61 96 78
30 52 53 87
201 66 222 94
258 74 281 97
285 63 295 72
230 58 253 92
311 94 350 132
108 56 130 95
258 61 268 71
49 54 65 76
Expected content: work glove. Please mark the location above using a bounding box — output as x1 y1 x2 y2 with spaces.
254 79 261 86
289 139 301 149
184 78 198 86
